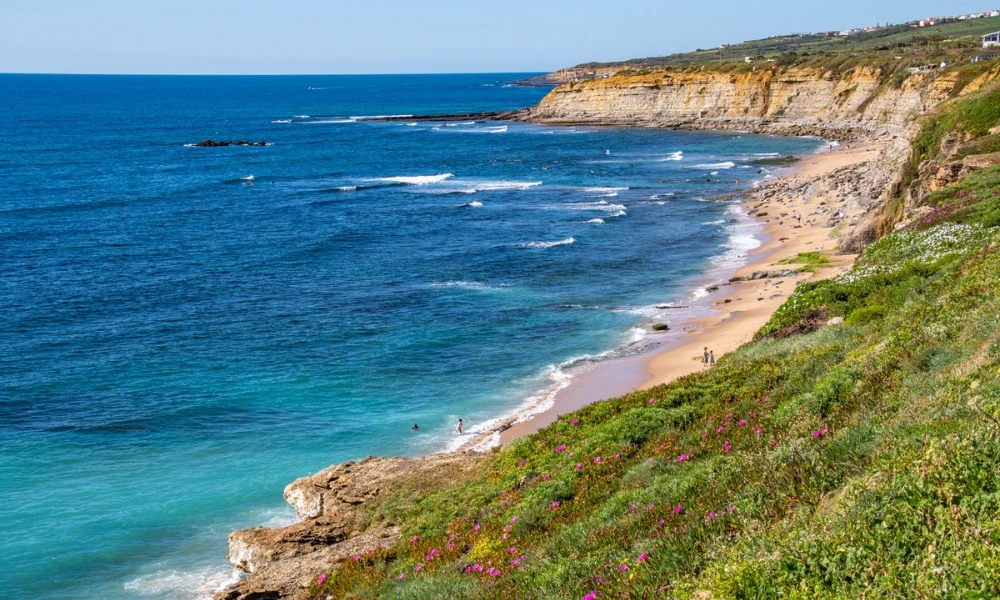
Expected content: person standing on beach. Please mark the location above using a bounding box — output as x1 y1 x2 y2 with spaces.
796 212 802 224
709 351 715 367
702 347 709 368
455 419 463 434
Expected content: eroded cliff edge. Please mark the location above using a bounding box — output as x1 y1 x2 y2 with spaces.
216 62 1000 600
218 453 485 600
522 65 996 139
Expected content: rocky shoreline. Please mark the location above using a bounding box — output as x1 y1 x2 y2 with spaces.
213 62 999 600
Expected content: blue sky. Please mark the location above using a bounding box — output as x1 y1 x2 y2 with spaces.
1 1 994 74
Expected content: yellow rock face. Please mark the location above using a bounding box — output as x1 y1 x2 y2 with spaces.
528 66 978 137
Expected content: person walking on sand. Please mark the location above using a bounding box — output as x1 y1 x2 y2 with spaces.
455 419 463 434
709 350 715 367
796 212 802 224
702 347 709 368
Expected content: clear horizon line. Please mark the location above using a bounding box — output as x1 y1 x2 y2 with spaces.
0 69 556 77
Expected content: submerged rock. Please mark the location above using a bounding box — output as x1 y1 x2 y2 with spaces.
192 139 268 147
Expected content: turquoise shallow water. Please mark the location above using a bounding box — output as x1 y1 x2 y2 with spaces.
0 73 822 599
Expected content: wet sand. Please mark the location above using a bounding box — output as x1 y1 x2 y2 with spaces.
460 141 883 449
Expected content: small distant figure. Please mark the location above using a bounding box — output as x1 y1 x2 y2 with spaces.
412 424 419 431
702 347 710 368
709 351 716 367
796 212 802 224
605 149 611 155
455 419 463 434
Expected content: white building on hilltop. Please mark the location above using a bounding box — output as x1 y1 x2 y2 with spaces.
984 32 1000 48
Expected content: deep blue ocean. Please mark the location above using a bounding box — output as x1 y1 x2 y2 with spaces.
0 73 821 599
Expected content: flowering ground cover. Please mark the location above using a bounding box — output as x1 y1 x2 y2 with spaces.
307 89 1000 600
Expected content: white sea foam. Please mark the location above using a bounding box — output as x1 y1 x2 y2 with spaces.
271 119 292 124
466 201 484 207
586 218 605 224
304 119 357 124
555 201 627 213
691 161 736 170
583 186 628 195
349 114 414 120
293 115 310 119
445 121 477 126
124 567 244 600
655 151 685 161
460 180 541 193
702 219 726 225
431 280 511 291
378 173 454 185
521 237 575 249
406 122 418 126
241 175 255 181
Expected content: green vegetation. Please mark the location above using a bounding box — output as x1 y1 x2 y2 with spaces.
751 155 800 166
305 81 1000 600
777 251 831 273
576 16 1000 70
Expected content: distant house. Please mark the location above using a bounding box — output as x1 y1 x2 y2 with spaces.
992 10 1000 17
919 18 939 27
984 32 1000 48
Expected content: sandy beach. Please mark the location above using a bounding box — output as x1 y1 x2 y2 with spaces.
480 140 885 446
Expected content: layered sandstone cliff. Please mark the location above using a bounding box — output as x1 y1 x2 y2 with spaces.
524 66 966 139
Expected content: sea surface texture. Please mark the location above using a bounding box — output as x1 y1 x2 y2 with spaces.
0 74 821 599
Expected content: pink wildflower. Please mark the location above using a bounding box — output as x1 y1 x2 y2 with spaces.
620 564 629 572
575 463 582 471
738 420 747 426
594 456 601 464
648 398 655 405
770 439 777 446
543 474 550 481
677 454 689 462
317 574 327 586
398 573 405 579
755 428 762 436
414 565 422 572
509 547 517 553
353 555 361 561
702 432 709 438
639 552 649 562
583 593 598 600
550 501 560 509
518 460 524 467
674 505 683 514
658 445 665 451
716 426 724 434
556 444 566 452
473 523 480 531
614 453 620 459
410 536 419 543
569 452 574 457
510 516 518 523
571 418 579 426
647 504 655 510
706 511 716 521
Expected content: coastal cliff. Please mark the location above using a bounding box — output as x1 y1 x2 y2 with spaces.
524 65 992 139
217 63 1000 599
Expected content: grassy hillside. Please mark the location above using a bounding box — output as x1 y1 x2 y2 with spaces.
578 16 1000 69
305 87 1000 599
